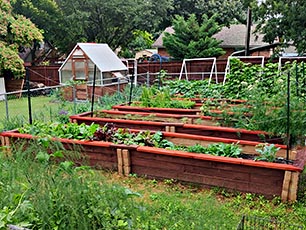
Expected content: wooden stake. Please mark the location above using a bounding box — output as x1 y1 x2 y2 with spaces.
122 149 131 176
116 149 123 175
281 171 291 202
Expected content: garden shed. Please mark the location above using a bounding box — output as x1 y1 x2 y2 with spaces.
59 43 128 101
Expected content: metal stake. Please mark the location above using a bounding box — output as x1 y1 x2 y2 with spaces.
90 65 97 117
26 67 32 124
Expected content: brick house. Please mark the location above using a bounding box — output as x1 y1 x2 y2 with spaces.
152 24 279 58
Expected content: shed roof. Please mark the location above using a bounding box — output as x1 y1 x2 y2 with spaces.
60 43 128 72
152 24 271 49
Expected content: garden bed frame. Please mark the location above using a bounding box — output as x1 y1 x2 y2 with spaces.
1 130 305 202
70 110 284 144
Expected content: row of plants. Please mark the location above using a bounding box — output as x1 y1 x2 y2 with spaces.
17 122 283 163
136 87 195 109
136 60 306 146
200 85 306 146
161 59 306 100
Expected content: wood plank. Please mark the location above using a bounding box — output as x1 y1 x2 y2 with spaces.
117 149 123 175
288 171 299 201
122 149 131 176
281 171 291 201
131 165 281 197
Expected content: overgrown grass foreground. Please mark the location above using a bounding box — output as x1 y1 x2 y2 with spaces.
0 141 305 230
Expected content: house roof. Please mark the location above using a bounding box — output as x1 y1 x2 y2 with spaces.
135 49 157 59
59 43 128 72
152 24 271 49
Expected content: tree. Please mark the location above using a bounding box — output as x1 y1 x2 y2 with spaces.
13 0 172 54
0 0 43 77
163 14 225 60
159 0 254 30
196 0 253 25
253 0 306 54
120 30 154 58
12 0 61 45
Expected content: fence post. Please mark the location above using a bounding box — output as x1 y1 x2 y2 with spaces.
146 72 150 87
26 67 32 124
286 71 290 161
73 85 76 114
4 93 9 120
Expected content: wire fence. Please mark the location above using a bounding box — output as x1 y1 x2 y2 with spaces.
0 79 139 131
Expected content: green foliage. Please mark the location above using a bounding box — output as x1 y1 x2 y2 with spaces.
0 1 43 77
163 13 225 60
182 142 242 158
254 143 281 162
120 30 154 58
253 0 306 55
138 87 196 108
22 0 173 54
18 122 100 140
163 79 225 98
0 141 146 229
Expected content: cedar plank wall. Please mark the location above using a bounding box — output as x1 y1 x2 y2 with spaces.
130 149 284 197
61 142 118 169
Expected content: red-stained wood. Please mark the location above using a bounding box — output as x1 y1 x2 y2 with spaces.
130 149 286 197
112 105 201 115
70 110 283 144
1 130 304 200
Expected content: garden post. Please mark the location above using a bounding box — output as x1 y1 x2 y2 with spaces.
4 93 9 120
26 67 32 124
90 65 97 117
129 74 134 105
286 71 290 161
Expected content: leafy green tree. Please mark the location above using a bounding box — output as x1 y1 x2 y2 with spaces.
120 30 154 58
13 0 172 54
253 0 306 54
0 0 43 77
196 0 254 25
159 0 254 29
12 0 60 45
163 14 225 60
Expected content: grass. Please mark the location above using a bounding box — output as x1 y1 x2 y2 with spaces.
0 85 141 131
0 95 65 130
0 141 305 229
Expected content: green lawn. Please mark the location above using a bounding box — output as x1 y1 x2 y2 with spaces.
0 96 69 131
0 96 60 119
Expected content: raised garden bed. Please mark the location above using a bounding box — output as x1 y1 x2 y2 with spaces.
70 110 284 144
1 127 304 202
82 109 218 125
112 104 201 115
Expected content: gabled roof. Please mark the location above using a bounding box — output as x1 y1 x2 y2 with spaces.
152 24 271 49
60 43 127 72
214 24 269 48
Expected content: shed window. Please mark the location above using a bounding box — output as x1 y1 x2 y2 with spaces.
72 59 88 80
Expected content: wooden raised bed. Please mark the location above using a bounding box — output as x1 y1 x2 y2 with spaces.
78 109 218 125
70 111 284 144
1 130 305 201
112 104 201 115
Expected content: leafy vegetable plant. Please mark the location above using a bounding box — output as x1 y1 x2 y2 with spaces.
254 143 281 162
